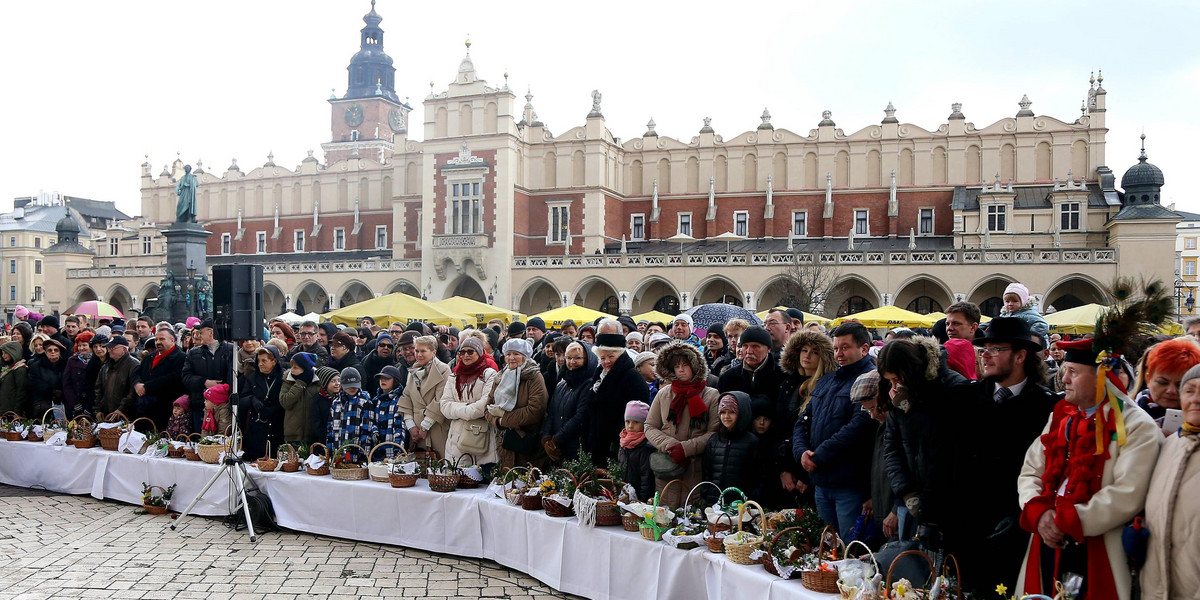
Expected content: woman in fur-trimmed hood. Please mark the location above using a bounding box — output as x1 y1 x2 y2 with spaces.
780 330 837 415
644 340 719 508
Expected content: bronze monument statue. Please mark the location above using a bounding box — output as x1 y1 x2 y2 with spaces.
175 165 198 223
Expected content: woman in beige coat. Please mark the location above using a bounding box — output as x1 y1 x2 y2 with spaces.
438 337 499 466
398 335 450 457
645 340 719 508
1142 363 1200 600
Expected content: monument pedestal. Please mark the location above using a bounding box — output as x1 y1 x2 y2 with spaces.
161 223 212 324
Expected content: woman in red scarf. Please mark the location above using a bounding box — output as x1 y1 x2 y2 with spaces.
438 336 500 466
645 340 719 508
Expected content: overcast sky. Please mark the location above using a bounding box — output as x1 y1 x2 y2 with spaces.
1 0 1197 217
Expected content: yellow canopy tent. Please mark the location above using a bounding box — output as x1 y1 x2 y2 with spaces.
433 296 524 328
1045 303 1184 335
831 306 937 329
531 305 613 329
322 293 473 328
754 306 832 326
632 310 676 325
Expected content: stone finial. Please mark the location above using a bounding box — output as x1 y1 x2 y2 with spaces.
949 102 965 120
503 71 509 89
1139 132 1147 160
229 158 239 171
700 117 714 133
644 117 657 137
882 101 898 124
265 151 275 167
330 88 337 100
818 110 835 127
758 107 773 130
195 159 204 174
524 86 533 108
1017 94 1034 117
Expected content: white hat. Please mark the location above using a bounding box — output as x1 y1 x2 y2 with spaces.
672 313 694 329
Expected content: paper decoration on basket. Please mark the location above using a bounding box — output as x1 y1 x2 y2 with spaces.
119 430 147 454
45 431 68 446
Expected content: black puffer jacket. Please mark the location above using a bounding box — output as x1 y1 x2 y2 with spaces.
360 350 395 396
542 342 597 460
703 391 760 502
620 438 657 502
327 352 363 381
881 337 968 528
28 354 67 418
584 350 650 465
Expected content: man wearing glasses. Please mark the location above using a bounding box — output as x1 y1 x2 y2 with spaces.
763 308 794 353
950 316 1057 594
287 320 330 369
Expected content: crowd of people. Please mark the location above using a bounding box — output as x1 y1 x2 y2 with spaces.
2 277 1197 599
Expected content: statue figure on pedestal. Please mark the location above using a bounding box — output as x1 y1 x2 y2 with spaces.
175 165 198 224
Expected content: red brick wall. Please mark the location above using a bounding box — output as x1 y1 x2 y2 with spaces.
893 191 955 235
402 201 422 259
432 149 498 247
516 192 585 255
204 212 392 255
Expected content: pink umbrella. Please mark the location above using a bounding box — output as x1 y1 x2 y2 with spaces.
67 300 124 319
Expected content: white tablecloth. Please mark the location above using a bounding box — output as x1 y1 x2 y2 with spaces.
0 439 833 600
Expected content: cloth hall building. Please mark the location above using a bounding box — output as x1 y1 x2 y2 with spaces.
44 4 1179 321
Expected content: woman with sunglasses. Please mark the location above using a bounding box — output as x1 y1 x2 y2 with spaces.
438 337 499 467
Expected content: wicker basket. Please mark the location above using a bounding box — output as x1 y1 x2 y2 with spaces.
837 540 881 599
167 434 189 459
706 513 733 553
68 415 96 448
455 453 484 489
1 411 23 441
24 424 42 442
723 500 766 565
389 469 420 488
519 467 545 510
496 467 528 505
278 443 300 472
98 410 129 451
542 469 578 518
622 512 642 532
142 485 170 515
196 436 229 464
368 442 406 482
306 442 331 476
331 443 370 481
183 433 201 460
256 440 279 471
40 408 67 443
639 479 681 542
801 526 846 593
761 526 810 579
410 449 440 479
428 459 460 493
579 469 623 526
885 549 937 599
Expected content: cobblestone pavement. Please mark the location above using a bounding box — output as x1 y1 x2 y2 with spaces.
0 484 582 600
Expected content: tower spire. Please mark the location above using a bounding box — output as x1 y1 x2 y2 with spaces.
344 0 397 101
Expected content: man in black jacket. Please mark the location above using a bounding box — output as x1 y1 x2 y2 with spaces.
327 331 364 376
585 319 650 465
949 317 1057 595
133 327 187 430
181 320 235 433
287 321 330 368
359 332 396 396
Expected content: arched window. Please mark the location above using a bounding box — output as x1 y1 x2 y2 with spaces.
600 296 620 316
980 297 1004 318
838 296 874 317
653 295 680 315
905 296 943 315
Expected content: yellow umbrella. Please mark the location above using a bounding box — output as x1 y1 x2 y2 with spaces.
322 293 472 328
433 296 524 328
831 306 937 329
1044 303 1182 335
531 304 613 329
1045 304 1107 335
755 306 832 326
632 310 676 325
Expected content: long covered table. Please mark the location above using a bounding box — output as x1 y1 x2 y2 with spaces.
0 439 830 600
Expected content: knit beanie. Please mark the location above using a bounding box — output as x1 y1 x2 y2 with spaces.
706 323 728 347
672 314 694 330
738 326 772 348
1183 363 1200 389
204 383 231 405
316 367 340 391
459 336 485 356
718 394 739 413
633 351 657 368
626 331 644 344
173 394 190 409
502 338 532 358
624 401 650 423
1004 283 1030 306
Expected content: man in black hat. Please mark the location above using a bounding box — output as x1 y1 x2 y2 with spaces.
181 319 235 434
360 332 397 396
37 315 73 351
947 317 1058 595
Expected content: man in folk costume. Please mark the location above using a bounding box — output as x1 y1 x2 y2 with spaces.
1016 281 1168 600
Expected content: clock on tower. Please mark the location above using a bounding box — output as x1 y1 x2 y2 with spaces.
322 1 411 164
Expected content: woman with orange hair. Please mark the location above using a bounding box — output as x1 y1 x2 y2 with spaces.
1137 336 1200 429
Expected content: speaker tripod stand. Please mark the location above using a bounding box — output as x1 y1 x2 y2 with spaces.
171 366 258 542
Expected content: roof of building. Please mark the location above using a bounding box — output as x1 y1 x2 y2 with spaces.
0 202 89 233
1121 136 1164 190
1175 210 1200 221
951 185 1108 211
1110 203 1181 221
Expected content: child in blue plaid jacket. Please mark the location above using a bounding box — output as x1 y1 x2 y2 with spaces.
328 367 376 452
370 365 408 454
